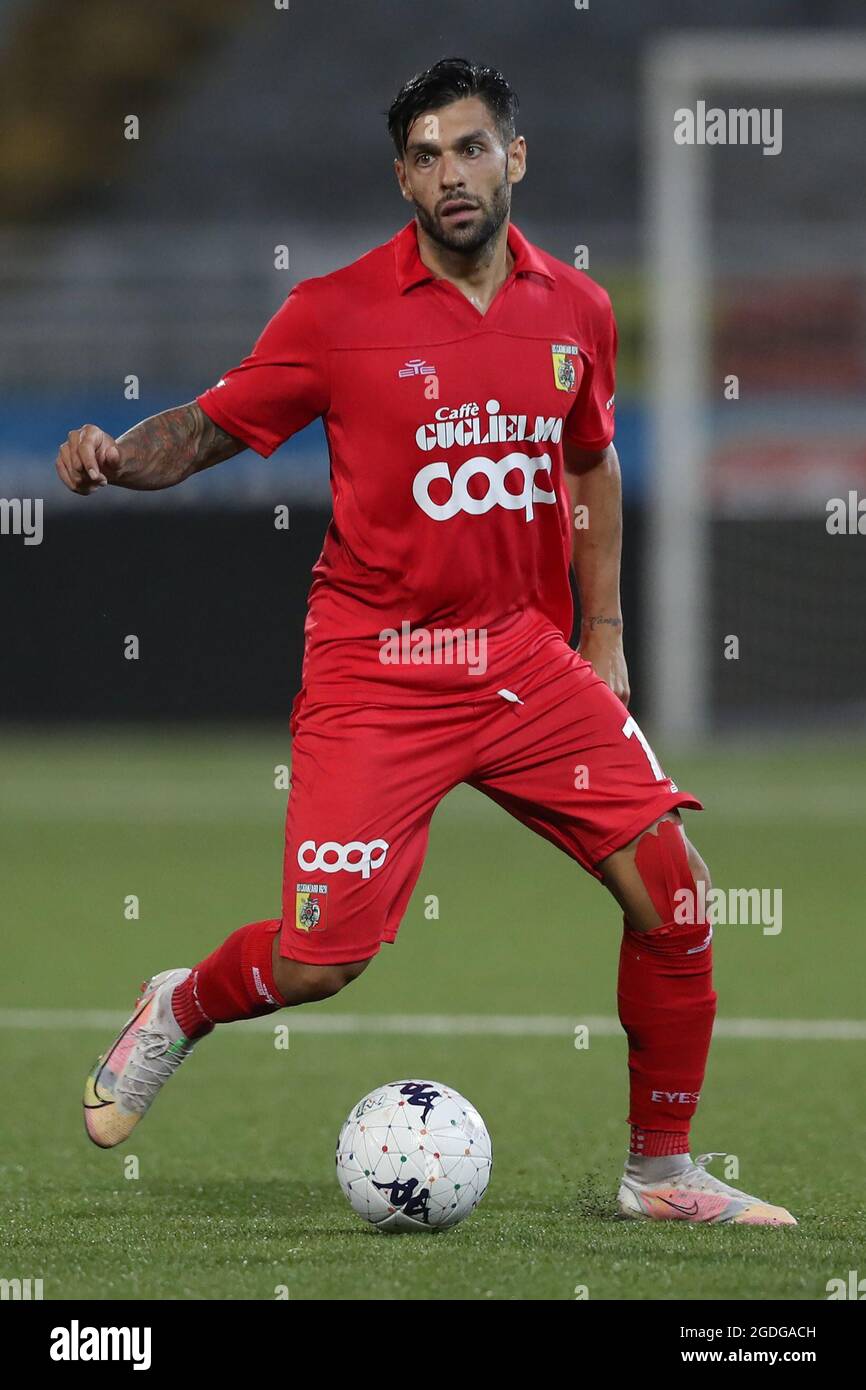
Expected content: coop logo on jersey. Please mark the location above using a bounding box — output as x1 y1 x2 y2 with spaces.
294 881 328 933
551 342 580 392
297 839 389 879
413 452 556 522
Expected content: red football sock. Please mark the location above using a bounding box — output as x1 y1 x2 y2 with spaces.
617 915 717 1155
171 919 286 1039
629 1126 692 1158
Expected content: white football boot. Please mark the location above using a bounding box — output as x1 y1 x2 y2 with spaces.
83 968 203 1148
617 1151 797 1225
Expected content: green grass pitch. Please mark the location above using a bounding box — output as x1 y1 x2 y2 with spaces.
1 729 864 1300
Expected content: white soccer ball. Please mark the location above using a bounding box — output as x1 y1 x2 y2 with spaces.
335 1079 493 1233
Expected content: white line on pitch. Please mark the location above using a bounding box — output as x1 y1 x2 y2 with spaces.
0 1009 863 1041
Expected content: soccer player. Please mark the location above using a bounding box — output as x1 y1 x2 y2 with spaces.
58 58 794 1225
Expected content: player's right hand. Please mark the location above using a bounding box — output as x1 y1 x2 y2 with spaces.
56 425 121 495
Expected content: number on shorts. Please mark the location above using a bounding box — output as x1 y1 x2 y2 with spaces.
622 715 666 781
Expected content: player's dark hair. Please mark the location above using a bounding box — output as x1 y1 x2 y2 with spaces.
387 58 519 159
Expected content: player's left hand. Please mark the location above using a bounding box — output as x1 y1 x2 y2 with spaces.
579 623 630 706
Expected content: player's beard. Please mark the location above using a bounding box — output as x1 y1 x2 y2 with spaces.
413 173 511 257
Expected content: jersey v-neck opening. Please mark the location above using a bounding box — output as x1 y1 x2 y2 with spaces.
433 267 517 324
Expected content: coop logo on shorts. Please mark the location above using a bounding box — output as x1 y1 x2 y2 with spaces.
297 839 389 879
412 453 556 522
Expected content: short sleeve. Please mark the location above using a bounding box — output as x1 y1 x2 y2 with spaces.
563 296 617 452
196 282 329 458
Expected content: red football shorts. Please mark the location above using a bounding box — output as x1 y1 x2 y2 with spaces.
279 639 701 964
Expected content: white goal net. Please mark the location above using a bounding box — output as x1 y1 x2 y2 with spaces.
644 33 866 737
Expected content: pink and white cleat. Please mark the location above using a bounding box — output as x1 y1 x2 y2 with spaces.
616 1152 798 1225
83 968 203 1148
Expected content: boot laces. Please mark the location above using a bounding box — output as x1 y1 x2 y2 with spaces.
118 1027 191 1111
695 1151 728 1168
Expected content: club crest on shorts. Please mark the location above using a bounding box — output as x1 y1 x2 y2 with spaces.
551 342 580 392
295 882 328 933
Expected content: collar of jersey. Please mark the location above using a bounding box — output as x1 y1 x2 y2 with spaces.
393 218 555 294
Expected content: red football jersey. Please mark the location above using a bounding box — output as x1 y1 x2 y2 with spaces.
197 219 617 702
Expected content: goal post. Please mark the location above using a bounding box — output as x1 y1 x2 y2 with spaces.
643 33 866 740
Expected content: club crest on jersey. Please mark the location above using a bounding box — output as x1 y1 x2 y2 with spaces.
295 882 328 933
551 342 580 392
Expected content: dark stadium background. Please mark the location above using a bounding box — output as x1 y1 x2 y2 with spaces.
2 0 863 724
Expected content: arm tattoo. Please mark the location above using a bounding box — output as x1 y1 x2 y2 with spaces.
113 402 243 490
586 615 623 633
